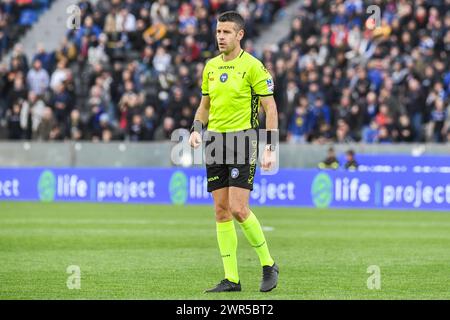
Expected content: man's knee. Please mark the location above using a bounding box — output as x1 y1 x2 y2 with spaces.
230 205 250 223
215 203 232 222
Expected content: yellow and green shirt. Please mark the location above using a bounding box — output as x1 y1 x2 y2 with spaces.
201 49 274 133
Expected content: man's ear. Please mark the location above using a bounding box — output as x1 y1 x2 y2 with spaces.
237 29 244 41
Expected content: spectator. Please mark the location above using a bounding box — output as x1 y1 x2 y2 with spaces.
34 107 55 141
129 114 145 141
154 116 175 140
92 113 114 141
7 74 27 108
142 105 157 140
118 89 143 132
49 123 64 141
287 103 310 144
318 147 339 169
100 128 114 142
142 17 168 46
50 60 69 91
335 119 355 143
178 105 194 130
32 43 54 74
182 35 201 63
9 44 29 75
344 149 358 170
75 15 101 48
404 78 426 141
150 0 170 24
362 120 379 143
395 114 414 143
309 96 331 137
429 98 447 143
66 109 85 140
49 83 72 125
378 126 393 144
6 102 22 139
116 7 136 33
362 91 378 127
88 33 109 66
312 122 334 144
26 59 49 96
19 91 45 139
55 37 77 63
153 46 171 74
375 104 392 128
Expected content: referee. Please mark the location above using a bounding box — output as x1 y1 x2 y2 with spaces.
189 11 279 293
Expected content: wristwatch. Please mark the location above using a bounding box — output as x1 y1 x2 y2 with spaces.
265 144 276 151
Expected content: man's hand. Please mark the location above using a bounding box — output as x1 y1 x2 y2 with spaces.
189 131 202 148
261 147 276 171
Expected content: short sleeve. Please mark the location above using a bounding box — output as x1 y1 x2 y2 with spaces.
201 64 209 96
250 61 274 96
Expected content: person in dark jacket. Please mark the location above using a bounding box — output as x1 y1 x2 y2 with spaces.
344 149 358 170
318 146 339 169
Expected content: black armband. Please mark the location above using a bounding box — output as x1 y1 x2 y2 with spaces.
266 130 278 145
190 120 204 134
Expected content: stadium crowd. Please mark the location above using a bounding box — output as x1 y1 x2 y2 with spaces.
0 0 286 141
0 0 449 144
277 0 450 144
0 0 54 60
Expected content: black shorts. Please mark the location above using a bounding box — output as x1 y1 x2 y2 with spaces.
205 129 259 192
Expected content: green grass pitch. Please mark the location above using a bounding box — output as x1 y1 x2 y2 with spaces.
1 202 450 299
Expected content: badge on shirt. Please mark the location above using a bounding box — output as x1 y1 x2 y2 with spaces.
266 78 274 92
220 73 228 82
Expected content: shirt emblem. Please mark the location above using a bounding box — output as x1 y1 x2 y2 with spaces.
220 73 228 83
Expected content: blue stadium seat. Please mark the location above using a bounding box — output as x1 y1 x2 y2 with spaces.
19 9 38 26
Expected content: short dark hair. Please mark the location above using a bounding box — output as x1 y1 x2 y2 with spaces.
217 11 245 31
